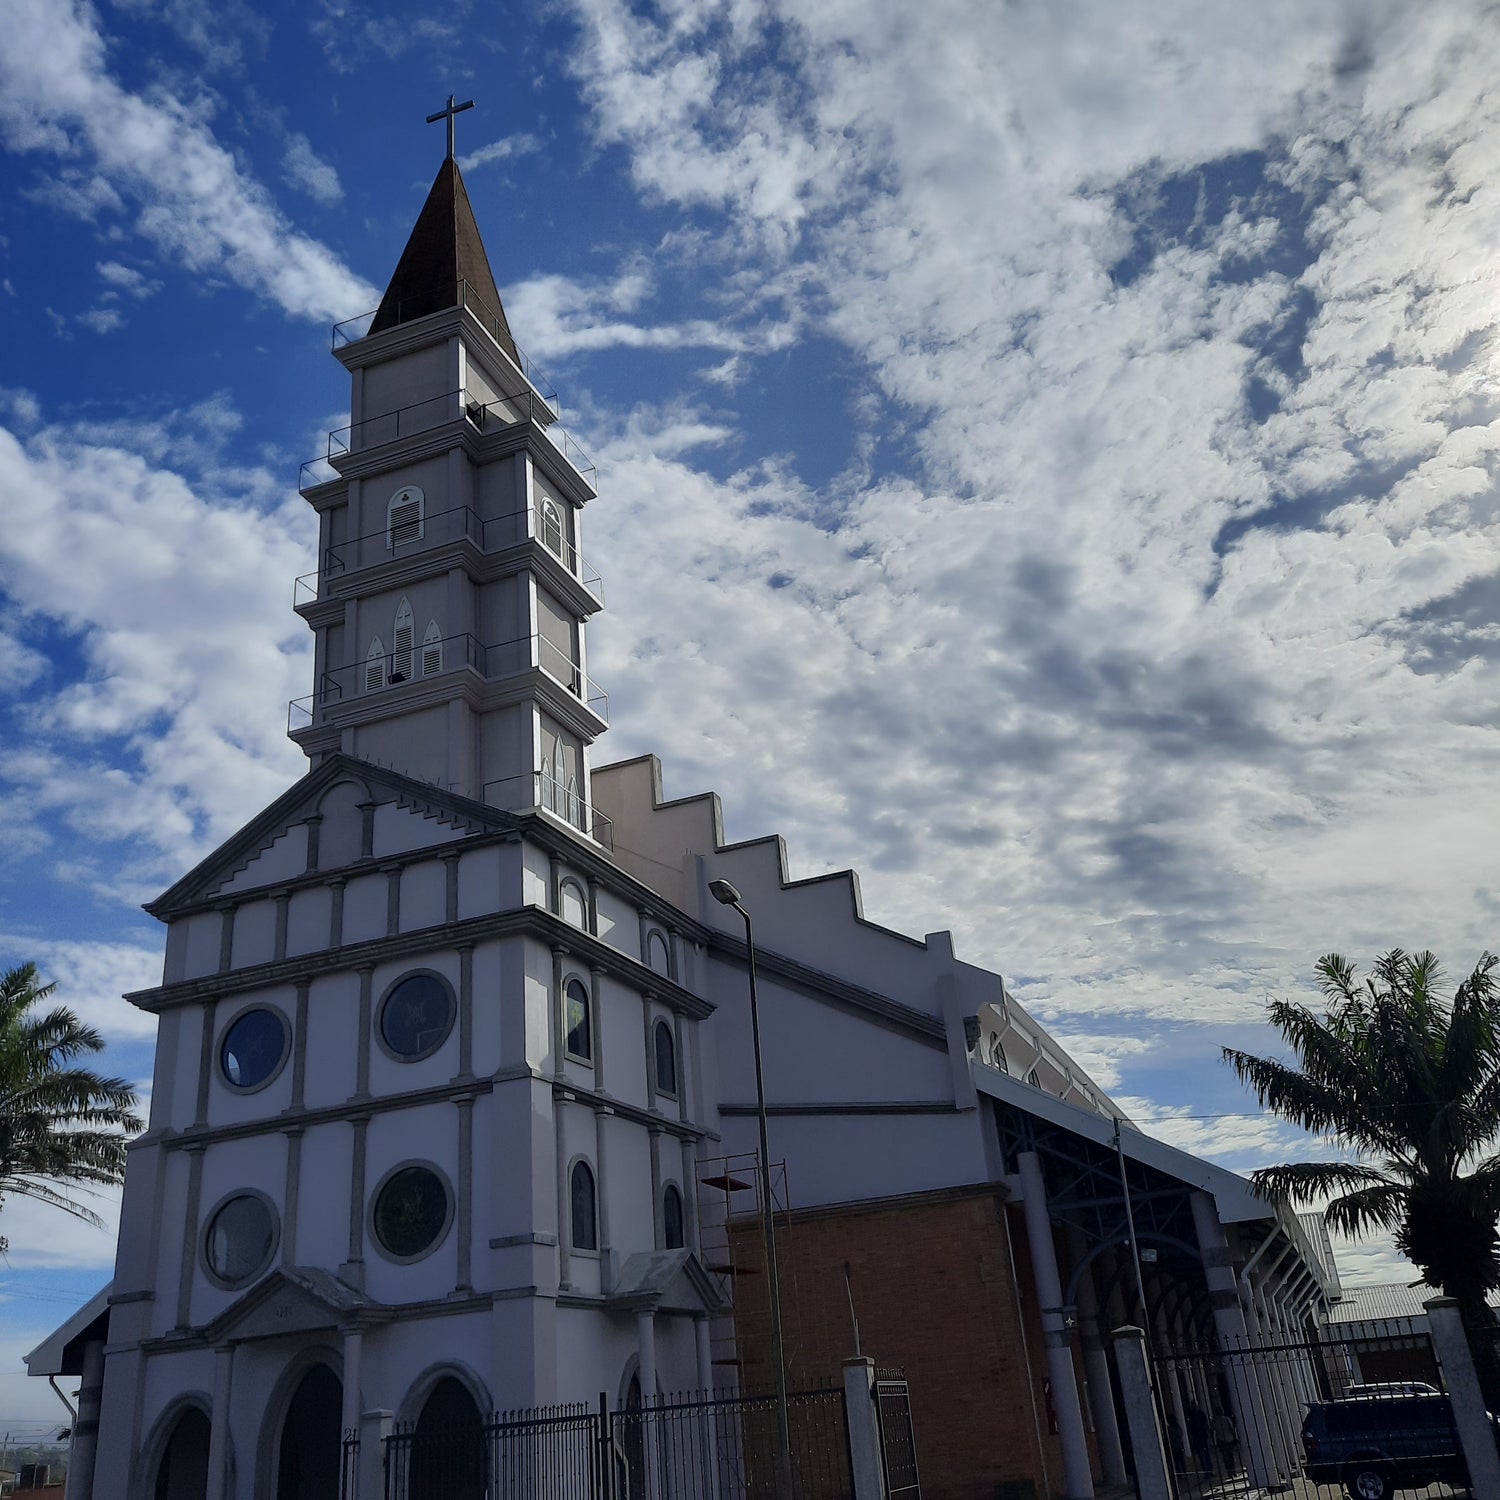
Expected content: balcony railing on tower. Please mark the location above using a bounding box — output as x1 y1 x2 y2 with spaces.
299 385 595 496
292 501 604 611
287 631 608 733
482 770 615 850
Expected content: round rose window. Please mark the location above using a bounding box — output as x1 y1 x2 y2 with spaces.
205 1194 276 1285
373 1165 451 1260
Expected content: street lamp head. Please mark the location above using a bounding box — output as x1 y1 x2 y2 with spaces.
708 878 742 907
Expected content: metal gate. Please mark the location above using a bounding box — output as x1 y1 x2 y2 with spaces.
361 1382 853 1500
874 1371 920 1499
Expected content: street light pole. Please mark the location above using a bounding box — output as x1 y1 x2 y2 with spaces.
709 878 795 1500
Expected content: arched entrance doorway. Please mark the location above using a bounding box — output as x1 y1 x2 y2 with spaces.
153 1406 211 1500
410 1377 485 1500
275 1364 343 1500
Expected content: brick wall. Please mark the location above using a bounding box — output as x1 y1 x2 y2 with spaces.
729 1184 1102 1500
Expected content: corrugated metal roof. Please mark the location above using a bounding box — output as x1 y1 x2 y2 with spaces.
1327 1280 1500 1324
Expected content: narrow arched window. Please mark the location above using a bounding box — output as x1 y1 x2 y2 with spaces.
663 1184 685 1250
654 1019 677 1097
541 497 565 560
365 637 387 692
388 485 425 548
570 1160 597 1251
421 619 442 677
392 598 414 682
559 879 587 929
1026 1067 1041 1090
646 930 670 977
564 978 592 1061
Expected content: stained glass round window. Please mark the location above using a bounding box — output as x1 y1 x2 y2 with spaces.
373 1165 451 1260
219 1008 288 1090
204 1193 276 1286
378 973 455 1060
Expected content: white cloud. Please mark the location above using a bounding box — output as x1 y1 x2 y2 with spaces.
459 133 543 173
76 306 124 334
0 402 312 902
0 0 375 321
282 133 343 206
97 260 161 299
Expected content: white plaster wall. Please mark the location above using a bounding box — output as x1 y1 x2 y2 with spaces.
593 887 634 957
294 1121 354 1267
521 840 551 910
522 943 554 1073
162 1007 199 1127
151 1150 194 1336
374 801 464 858
399 857 446 931
302 971 360 1108
588 759 702 912
316 780 368 870
457 843 503 918
719 1110 988 1207
469 939 504 1075
220 823 308 896
342 872 387 946
188 1135 292 1326
709 964 950 1106
286 885 333 958
351 705 452 788
366 954 462 1097
361 344 450 428
179 911 221 981
363 1308 498 1417
206 987 299 1127
597 975 647 1110
601 1117 653 1255
230 898 277 970
137 1347 217 1480
362 1103 461 1304
472 1083 536 1264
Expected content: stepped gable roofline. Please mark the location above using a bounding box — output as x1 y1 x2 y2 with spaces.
368 155 518 362
593 753 931 954
144 754 521 919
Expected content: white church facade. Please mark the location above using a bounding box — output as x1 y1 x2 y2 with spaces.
29 136 1338 1500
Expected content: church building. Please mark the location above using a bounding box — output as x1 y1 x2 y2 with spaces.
28 128 1338 1500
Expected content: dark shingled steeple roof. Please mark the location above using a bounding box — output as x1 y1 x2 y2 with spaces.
368 156 519 363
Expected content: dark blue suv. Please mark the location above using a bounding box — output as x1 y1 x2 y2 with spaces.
1301 1391 1487 1499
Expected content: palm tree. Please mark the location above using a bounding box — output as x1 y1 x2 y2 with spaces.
0 961 142 1250
1224 949 1500 1330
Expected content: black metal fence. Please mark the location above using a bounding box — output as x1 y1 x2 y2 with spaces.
363 1382 852 1500
1154 1320 1471 1498
874 1371 920 1499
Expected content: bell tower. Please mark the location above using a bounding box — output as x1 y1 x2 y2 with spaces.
290 119 607 843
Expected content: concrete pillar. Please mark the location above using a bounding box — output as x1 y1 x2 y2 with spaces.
358 1409 393 1500
205 1344 234 1500
1065 1231 1126 1487
1190 1190 1281 1491
66 1338 106 1500
341 1329 364 1443
694 1315 714 1393
1110 1328 1171 1500
1017 1151 1094 1499
637 1309 659 1500
842 1358 888 1500
1426 1298 1500 1497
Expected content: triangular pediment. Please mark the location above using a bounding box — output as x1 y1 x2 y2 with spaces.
207 1267 383 1344
147 755 519 918
607 1250 730 1316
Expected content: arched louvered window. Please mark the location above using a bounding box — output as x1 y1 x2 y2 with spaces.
365 637 386 692
541 497 565 560
392 598 414 682
387 485 425 548
663 1184 685 1250
421 619 443 677
570 1160 597 1251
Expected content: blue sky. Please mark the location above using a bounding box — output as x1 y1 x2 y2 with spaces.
6 0 1500 1429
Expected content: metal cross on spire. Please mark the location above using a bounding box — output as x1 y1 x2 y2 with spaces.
426 94 475 160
